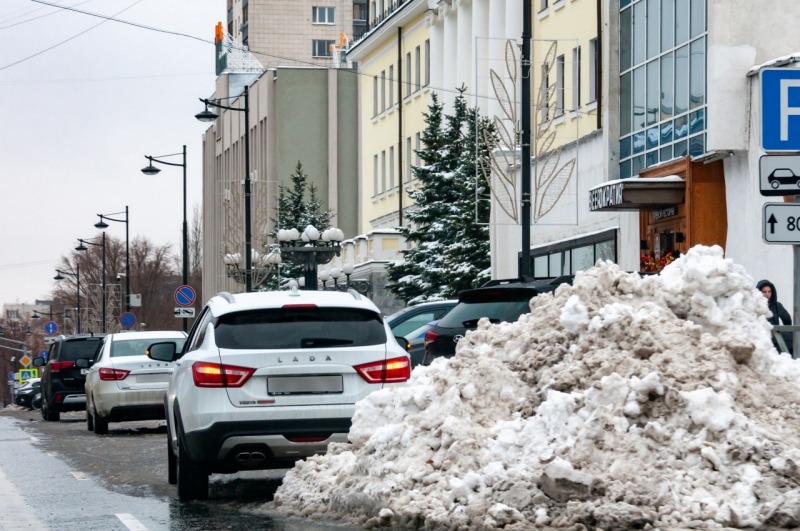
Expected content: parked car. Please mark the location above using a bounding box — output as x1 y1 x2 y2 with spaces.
404 320 438 368
385 300 458 338
147 288 411 500
768 168 800 189
83 331 187 435
33 334 106 421
14 378 41 409
422 276 574 366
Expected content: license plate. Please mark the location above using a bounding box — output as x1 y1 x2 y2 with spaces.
268 375 343 395
80 369 89 375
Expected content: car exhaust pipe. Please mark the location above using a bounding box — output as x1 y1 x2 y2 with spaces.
235 451 266 464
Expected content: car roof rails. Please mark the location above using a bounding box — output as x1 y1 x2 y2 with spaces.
215 292 236 304
348 289 362 301
480 275 536 287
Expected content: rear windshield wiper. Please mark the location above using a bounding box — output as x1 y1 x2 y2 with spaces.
300 338 354 348
462 318 501 328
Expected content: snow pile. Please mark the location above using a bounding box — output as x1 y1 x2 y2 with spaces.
271 246 800 529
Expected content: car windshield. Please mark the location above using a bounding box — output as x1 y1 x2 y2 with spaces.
438 297 532 329
215 308 387 350
111 338 186 358
59 339 104 362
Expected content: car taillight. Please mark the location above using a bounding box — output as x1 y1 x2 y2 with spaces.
192 362 255 388
286 436 328 443
54 393 65 403
99 367 130 381
50 361 75 372
354 357 411 384
424 330 439 349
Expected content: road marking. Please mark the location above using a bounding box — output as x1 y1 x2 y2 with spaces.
0 465 49 529
70 471 89 480
116 513 148 530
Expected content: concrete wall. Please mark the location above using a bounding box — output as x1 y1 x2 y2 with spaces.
336 69 360 240
492 131 639 278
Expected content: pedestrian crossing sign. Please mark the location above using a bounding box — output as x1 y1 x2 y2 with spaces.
18 369 38 382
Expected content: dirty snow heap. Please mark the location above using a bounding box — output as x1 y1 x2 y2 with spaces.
271 246 800 530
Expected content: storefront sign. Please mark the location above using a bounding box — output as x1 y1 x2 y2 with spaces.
589 182 624 211
589 176 686 212
654 207 678 220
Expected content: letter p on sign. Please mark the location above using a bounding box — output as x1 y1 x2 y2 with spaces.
762 68 800 152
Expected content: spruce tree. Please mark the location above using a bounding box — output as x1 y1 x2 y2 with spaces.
386 89 494 303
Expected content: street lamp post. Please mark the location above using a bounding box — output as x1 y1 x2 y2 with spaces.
277 226 345 290
196 88 253 292
54 266 81 334
95 208 130 311
76 234 106 333
343 263 354 290
142 148 188 331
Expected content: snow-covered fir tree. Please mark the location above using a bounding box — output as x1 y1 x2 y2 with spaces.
386 89 494 303
264 162 334 289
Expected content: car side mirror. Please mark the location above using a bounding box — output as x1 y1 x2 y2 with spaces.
395 336 411 352
32 357 45 367
75 358 91 368
147 342 176 362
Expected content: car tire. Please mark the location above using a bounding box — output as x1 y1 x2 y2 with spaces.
42 400 60 422
93 406 109 435
177 436 208 500
772 180 780 189
168 436 178 485
87 409 94 431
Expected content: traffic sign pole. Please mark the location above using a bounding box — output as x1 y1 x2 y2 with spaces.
795 195 800 359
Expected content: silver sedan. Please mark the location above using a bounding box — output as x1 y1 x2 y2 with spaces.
84 331 186 435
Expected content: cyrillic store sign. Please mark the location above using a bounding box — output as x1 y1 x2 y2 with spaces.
589 176 686 212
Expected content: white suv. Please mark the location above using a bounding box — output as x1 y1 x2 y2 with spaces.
146 288 410 500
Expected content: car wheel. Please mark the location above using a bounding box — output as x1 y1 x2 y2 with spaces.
772 180 780 189
87 409 94 431
168 436 178 485
93 405 109 435
177 436 208 500
43 400 60 422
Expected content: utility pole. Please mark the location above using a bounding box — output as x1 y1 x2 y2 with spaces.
520 0 533 277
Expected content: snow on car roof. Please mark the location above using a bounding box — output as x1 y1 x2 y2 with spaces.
207 289 381 318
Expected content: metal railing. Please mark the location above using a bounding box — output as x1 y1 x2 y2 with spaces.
772 325 799 357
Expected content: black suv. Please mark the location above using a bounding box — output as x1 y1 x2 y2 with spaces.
33 334 105 421
421 276 574 365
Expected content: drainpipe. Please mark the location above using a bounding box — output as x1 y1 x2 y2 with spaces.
398 26 404 227
596 0 603 130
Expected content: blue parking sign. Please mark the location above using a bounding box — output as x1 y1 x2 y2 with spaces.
762 68 800 152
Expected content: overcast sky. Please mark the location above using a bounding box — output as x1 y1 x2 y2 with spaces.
0 0 222 308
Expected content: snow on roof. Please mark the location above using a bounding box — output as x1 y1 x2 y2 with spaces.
589 174 684 192
747 52 800 77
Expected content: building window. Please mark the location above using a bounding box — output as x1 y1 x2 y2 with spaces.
619 0 706 178
406 136 412 182
373 154 378 195
312 6 335 24
381 70 386 112
415 132 421 167
389 146 395 190
415 46 421 91
556 55 565 116
572 46 581 110
242 4 248 24
406 52 411 97
589 38 598 102
381 150 387 193
389 65 394 107
526 229 617 279
425 39 431 86
540 0 548 11
354 4 367 21
373 76 378 117
312 40 335 57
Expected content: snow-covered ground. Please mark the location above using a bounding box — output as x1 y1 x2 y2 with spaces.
269 246 800 529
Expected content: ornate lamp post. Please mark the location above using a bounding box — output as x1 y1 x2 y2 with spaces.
223 249 281 289
95 208 130 312
343 263 354 290
277 226 345 290
318 270 330 290
76 235 106 333
330 268 342 290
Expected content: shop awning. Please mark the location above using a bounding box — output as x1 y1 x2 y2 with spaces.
589 175 686 212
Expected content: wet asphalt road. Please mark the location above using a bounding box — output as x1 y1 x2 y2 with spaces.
0 407 359 531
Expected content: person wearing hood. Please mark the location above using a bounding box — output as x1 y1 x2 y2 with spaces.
757 279 792 353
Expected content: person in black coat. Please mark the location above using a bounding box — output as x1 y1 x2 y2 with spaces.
757 279 793 353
